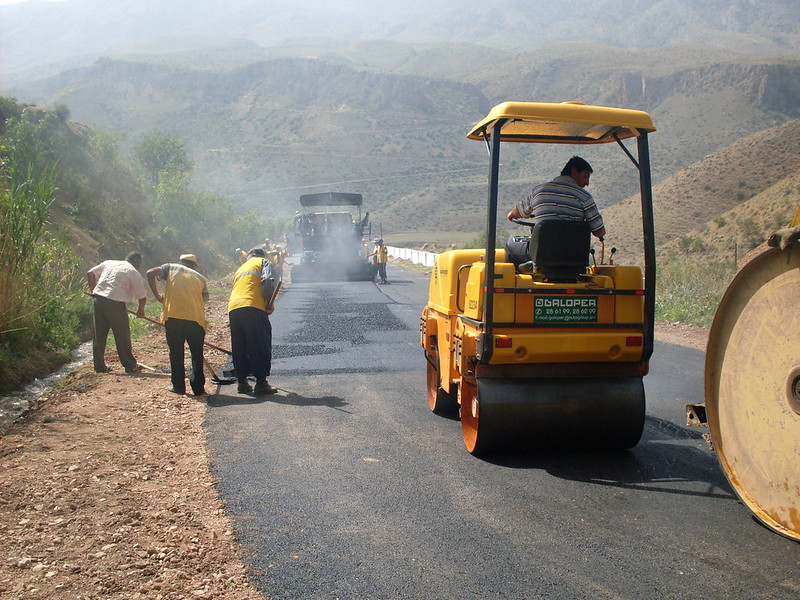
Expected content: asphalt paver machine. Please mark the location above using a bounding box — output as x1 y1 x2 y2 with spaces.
290 191 377 283
420 101 657 455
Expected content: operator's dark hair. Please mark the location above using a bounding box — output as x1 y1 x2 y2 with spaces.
125 251 142 263
561 156 593 176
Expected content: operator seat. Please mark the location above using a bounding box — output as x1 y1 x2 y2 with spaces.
529 220 591 281
505 220 591 282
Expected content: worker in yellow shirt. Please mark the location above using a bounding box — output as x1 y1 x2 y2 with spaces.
146 254 209 396
228 248 278 396
368 239 389 284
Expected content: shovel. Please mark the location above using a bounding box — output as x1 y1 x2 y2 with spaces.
203 356 236 385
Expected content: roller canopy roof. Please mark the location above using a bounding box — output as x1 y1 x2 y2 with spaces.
467 101 656 144
300 192 363 207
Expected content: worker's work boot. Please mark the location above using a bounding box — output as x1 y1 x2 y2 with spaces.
237 380 253 394
253 380 278 396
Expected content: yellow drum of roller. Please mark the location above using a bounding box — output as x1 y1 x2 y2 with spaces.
705 243 800 541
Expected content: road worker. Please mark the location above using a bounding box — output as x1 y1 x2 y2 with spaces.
146 254 209 396
86 251 147 374
228 248 278 396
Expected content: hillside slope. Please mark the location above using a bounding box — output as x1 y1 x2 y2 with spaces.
0 100 253 275
10 44 800 241
13 112 162 267
11 56 493 227
605 118 800 263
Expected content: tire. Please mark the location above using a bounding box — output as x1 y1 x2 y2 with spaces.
459 376 487 455
426 345 458 416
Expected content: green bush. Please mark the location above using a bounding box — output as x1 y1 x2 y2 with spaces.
677 235 706 253
655 259 736 327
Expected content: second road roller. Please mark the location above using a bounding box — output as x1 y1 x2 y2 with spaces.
697 208 800 541
420 101 657 455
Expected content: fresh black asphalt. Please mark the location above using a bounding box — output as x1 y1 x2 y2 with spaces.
205 264 800 600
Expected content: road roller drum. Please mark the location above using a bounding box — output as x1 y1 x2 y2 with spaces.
460 377 645 454
705 242 800 541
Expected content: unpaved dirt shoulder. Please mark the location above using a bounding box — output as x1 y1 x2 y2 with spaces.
653 321 709 352
0 279 267 599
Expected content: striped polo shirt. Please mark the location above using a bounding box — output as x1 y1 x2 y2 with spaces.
515 175 604 233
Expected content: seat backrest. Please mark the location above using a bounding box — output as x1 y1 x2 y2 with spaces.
529 220 591 281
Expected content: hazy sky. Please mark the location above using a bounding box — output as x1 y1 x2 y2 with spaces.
0 0 67 4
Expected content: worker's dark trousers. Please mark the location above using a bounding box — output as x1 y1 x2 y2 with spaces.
92 295 137 372
229 306 272 383
377 262 387 283
165 318 206 394
505 235 531 267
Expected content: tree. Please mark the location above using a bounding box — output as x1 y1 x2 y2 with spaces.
90 129 126 164
154 169 194 231
132 129 193 187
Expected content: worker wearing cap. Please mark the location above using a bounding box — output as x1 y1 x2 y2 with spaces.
146 254 209 396
228 247 278 396
87 251 148 374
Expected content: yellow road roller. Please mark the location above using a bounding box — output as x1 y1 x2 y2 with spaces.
700 210 800 541
420 101 657 455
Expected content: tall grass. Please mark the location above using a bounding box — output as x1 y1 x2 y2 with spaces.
0 116 85 392
655 257 736 327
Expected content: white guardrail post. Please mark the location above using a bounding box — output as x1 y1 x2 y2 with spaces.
386 246 438 268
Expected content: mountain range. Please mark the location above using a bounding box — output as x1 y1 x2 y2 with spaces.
2 0 800 263
3 0 800 80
